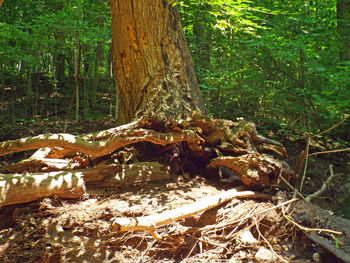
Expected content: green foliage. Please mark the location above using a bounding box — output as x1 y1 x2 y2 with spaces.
0 0 349 142
0 0 113 124
180 0 350 138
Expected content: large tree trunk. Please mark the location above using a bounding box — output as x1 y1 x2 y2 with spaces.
0 0 293 208
110 0 206 124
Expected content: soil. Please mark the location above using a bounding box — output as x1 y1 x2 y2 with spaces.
0 120 349 262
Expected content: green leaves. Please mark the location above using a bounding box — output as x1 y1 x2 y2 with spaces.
181 0 350 135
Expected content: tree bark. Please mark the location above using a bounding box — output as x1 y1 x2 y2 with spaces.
110 0 206 124
337 0 350 61
0 0 293 207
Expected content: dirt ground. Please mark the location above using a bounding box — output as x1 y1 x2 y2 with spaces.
0 120 349 262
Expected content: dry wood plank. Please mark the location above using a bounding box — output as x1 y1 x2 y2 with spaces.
111 189 272 233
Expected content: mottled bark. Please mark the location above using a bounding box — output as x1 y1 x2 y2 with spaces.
110 0 206 124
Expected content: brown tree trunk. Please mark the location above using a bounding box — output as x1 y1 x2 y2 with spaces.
110 0 206 124
337 0 350 61
0 0 293 208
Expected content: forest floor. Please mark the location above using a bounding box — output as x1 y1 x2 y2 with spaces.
0 120 349 262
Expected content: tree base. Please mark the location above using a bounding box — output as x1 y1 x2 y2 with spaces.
0 112 293 207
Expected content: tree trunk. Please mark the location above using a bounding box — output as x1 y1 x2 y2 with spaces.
110 0 206 124
0 0 293 207
337 0 350 62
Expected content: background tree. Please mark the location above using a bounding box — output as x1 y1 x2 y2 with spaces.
0 0 349 142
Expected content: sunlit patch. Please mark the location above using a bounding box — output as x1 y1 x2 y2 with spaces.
114 173 121 180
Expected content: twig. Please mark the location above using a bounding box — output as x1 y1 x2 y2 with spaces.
308 148 350 157
315 115 350 137
254 218 289 263
299 130 311 192
279 174 307 202
306 164 338 202
281 205 342 235
135 239 156 263
198 198 299 232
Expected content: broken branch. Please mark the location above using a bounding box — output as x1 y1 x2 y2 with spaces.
111 189 272 234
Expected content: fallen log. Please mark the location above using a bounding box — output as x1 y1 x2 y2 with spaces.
0 162 171 207
0 171 86 207
111 188 273 234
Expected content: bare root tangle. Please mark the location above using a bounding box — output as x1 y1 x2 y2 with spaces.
0 113 293 207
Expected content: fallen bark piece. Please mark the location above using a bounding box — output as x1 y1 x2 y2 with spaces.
111 189 272 233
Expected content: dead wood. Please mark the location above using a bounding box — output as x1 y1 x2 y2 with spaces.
0 162 170 207
0 113 294 207
111 188 273 234
292 200 350 262
0 128 202 158
208 154 291 186
0 171 86 207
306 233 350 263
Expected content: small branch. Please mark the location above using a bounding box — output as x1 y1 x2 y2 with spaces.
315 115 350 137
254 218 289 263
306 164 337 202
299 130 311 192
308 148 350 157
281 205 342 235
279 174 307 202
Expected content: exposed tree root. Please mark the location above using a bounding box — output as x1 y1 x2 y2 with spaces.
0 113 293 207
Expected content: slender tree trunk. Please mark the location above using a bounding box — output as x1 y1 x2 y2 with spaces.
110 0 206 124
337 0 350 61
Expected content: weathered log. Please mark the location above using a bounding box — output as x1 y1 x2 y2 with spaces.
0 114 292 191
111 188 273 234
0 171 85 207
0 162 171 207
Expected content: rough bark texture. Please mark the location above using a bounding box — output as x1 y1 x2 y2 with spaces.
110 0 206 124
